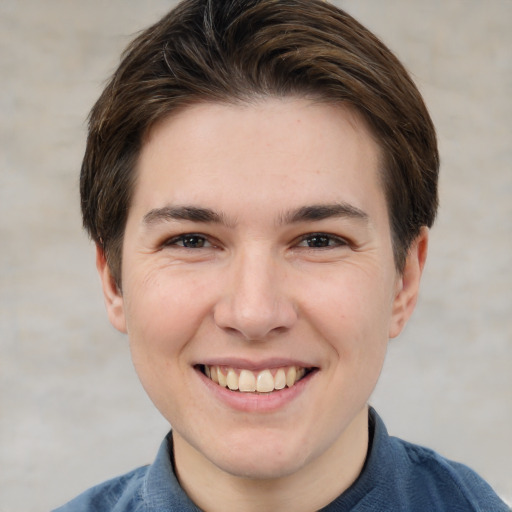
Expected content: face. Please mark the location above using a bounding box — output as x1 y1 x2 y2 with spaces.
98 98 426 481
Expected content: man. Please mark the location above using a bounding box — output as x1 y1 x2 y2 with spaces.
55 0 508 510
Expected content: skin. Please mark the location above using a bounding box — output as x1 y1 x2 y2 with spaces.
97 98 428 512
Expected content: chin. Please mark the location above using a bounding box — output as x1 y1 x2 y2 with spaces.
202 430 311 481
215 450 307 481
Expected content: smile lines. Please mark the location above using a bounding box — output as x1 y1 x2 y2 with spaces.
202 365 310 393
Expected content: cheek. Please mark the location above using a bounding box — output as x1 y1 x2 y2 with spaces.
123 269 215 357
123 271 216 419
302 266 394 350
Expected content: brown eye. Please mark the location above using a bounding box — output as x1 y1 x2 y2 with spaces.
167 234 211 248
182 235 206 248
306 235 330 247
297 233 347 248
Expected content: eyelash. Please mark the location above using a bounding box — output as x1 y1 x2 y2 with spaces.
164 233 212 249
296 232 348 249
163 232 348 250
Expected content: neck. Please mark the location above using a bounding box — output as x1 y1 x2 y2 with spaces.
172 406 370 512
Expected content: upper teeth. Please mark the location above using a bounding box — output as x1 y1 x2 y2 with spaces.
204 365 307 393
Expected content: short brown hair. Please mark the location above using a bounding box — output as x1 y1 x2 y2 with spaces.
81 0 439 286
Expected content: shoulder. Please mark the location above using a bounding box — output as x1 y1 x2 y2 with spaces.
352 409 510 511
52 465 148 512
52 432 200 512
386 432 509 511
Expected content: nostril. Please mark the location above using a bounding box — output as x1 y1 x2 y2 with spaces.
217 323 289 342
213 297 298 341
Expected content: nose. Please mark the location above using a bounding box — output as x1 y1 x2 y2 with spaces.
213 248 298 341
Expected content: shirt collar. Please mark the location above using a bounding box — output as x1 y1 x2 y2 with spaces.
142 432 202 511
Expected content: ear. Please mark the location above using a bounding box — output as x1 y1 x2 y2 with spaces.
389 227 429 339
96 244 127 334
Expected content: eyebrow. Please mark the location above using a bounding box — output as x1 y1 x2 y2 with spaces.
142 202 369 228
280 203 369 224
143 206 231 226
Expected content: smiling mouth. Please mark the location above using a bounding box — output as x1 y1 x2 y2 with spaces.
199 365 313 393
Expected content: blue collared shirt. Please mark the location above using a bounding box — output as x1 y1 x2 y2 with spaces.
54 408 509 511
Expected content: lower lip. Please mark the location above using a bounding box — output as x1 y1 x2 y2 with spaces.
196 368 316 413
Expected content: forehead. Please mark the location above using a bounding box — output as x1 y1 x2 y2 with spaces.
133 98 385 223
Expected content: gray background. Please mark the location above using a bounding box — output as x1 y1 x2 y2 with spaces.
1 1 510 510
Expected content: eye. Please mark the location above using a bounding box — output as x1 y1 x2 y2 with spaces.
166 234 211 249
296 233 348 248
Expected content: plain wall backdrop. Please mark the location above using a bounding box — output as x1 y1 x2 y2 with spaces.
1 1 510 510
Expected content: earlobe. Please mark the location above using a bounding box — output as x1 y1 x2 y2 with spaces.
389 227 429 339
96 244 127 334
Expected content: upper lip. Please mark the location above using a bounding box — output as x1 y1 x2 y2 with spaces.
195 357 317 372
